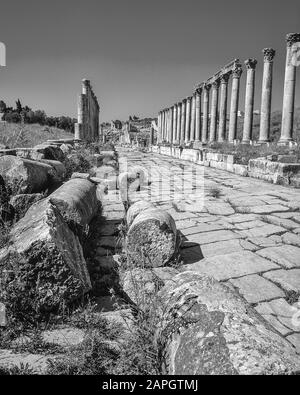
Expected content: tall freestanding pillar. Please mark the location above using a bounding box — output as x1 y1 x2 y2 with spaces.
185 96 192 144
228 63 242 142
209 80 220 142
259 48 275 143
176 102 182 143
180 99 187 144
280 33 300 144
242 58 257 143
195 87 202 142
218 73 230 142
190 94 196 142
202 84 210 143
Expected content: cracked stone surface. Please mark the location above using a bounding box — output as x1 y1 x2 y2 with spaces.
117 148 300 355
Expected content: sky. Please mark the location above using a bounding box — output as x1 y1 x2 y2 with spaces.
0 0 299 122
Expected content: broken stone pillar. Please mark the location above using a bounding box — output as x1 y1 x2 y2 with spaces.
126 208 177 267
173 104 178 144
195 87 202 142
190 94 196 142
180 99 187 144
0 155 55 193
228 63 242 142
157 272 300 375
126 200 155 227
185 97 192 144
49 178 98 231
209 80 220 142
280 33 300 144
176 102 182 143
259 48 275 143
5 199 91 311
202 84 210 143
218 73 230 142
242 58 257 143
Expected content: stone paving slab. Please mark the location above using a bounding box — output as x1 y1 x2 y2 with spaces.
237 224 285 238
263 269 300 293
255 299 300 333
256 245 300 269
229 274 285 304
182 251 279 281
186 229 241 245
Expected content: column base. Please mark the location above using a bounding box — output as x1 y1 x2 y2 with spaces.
241 140 251 145
257 139 270 145
278 138 295 146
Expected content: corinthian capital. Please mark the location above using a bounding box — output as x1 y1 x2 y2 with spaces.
245 58 257 69
263 48 276 62
220 73 230 83
203 83 211 91
212 79 220 89
232 62 243 78
286 32 300 47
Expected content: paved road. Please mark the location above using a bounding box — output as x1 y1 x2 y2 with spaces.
117 148 300 353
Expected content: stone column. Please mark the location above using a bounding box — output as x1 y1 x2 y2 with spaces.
166 108 170 143
157 111 162 143
228 63 242 142
209 80 220 142
176 102 182 143
259 48 275 143
180 99 187 143
218 73 230 142
169 107 174 143
195 87 202 142
190 93 196 142
202 84 210 143
173 104 177 144
280 33 300 143
163 109 167 142
242 58 257 143
185 96 192 144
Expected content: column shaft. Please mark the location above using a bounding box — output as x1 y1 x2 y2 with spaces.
202 85 210 143
195 89 202 141
218 74 229 142
173 105 177 143
242 59 257 143
280 33 300 143
185 97 192 144
176 103 182 143
209 81 219 142
259 48 275 143
228 65 242 142
169 107 174 143
190 94 196 141
180 100 186 143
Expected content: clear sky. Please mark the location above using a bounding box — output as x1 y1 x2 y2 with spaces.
0 0 299 122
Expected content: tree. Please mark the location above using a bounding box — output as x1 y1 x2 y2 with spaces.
15 99 22 114
0 100 7 113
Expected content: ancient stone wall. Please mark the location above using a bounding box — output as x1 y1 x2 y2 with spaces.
75 79 100 142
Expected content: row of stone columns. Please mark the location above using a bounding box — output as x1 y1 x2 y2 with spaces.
157 33 300 146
